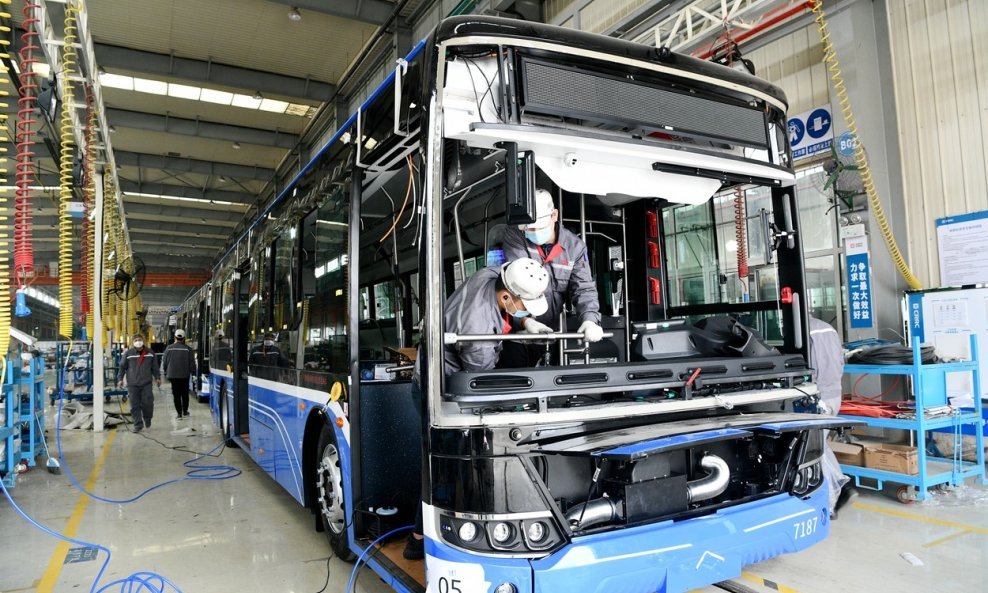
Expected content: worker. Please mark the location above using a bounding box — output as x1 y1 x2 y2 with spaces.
809 316 857 516
117 333 161 433
249 332 290 368
442 257 550 374
404 257 550 560
162 329 197 419
501 188 602 365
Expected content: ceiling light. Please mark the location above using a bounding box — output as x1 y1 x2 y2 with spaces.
108 125 117 133
97 65 106 76
218 176 227 182
253 91 263 100
232 141 242 150
288 6 302 21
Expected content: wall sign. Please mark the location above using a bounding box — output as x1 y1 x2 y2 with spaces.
936 209 988 286
845 235 873 328
788 104 833 160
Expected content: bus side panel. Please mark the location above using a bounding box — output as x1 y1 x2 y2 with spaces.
247 379 308 504
210 369 232 430
531 487 829 593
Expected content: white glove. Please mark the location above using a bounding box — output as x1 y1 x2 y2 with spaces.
523 318 553 334
579 320 604 343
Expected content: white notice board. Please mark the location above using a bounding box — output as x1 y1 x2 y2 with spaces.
905 286 988 402
936 210 988 286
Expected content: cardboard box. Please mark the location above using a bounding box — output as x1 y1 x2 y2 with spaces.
864 444 919 475
830 441 865 466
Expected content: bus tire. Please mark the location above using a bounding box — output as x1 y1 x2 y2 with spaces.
316 424 355 561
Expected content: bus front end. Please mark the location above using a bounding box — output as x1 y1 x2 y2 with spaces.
419 17 855 593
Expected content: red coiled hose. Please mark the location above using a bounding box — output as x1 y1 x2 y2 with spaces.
733 186 748 296
14 0 41 286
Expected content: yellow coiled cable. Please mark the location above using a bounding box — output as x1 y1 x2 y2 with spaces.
811 0 922 289
58 3 79 337
84 90 97 339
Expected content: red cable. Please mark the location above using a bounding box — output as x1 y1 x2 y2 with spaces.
850 374 901 401
14 0 41 286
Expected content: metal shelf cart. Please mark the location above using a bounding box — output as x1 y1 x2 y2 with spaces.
839 336 986 501
54 342 127 405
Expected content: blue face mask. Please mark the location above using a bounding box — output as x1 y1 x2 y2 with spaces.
525 227 554 245
507 299 529 319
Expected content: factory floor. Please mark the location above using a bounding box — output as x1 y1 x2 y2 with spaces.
1 394 986 593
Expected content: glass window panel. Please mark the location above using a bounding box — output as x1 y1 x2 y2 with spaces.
796 165 835 252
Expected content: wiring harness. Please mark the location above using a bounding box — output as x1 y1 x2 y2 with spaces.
847 344 939 365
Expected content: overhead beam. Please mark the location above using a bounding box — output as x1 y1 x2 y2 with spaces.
115 150 275 182
132 239 224 253
265 0 394 25
106 108 299 149
119 179 257 205
123 202 246 225
95 43 334 102
128 227 230 242
126 218 236 237
129 229 228 245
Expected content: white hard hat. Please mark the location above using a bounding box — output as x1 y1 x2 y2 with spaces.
174 329 186 338
500 258 549 316
518 189 556 231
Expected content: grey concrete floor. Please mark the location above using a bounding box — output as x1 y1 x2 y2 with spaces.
1 391 985 593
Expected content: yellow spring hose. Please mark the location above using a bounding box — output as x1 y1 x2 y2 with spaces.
102 175 114 335
58 3 79 338
811 0 922 289
84 91 97 339
0 43 11 357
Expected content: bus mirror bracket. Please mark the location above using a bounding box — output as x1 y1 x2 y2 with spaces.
498 141 536 226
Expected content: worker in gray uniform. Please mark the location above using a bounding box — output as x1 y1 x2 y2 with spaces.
117 333 161 433
809 316 856 516
404 257 550 560
442 257 551 373
501 188 602 365
162 329 197 419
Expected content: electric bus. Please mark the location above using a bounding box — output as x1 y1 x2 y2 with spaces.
190 16 853 593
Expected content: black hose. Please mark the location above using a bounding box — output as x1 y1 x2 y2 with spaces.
713 580 762 593
848 344 939 365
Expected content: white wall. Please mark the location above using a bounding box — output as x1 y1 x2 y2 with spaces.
886 0 988 287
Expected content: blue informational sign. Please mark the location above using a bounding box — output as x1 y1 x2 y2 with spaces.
845 235 874 329
837 131 858 157
788 104 833 160
906 292 925 342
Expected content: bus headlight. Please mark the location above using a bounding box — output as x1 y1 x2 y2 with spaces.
491 522 513 544
526 521 547 543
792 457 823 496
437 511 564 555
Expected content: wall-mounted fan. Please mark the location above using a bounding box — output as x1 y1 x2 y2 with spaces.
110 255 147 301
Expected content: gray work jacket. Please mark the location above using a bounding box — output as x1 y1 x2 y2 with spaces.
809 317 844 412
502 225 601 326
162 342 196 379
443 266 510 374
118 347 160 387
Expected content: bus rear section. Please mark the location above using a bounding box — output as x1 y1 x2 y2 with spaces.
420 17 856 593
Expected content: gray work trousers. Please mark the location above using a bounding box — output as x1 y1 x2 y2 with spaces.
128 383 155 428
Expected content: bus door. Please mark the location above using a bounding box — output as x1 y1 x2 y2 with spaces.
231 264 251 436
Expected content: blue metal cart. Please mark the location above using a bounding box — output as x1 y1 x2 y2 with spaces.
839 335 986 501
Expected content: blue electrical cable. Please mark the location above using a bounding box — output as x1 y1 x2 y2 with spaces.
346 525 414 593
0 477 183 593
55 364 241 504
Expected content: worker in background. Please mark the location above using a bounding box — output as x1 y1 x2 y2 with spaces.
501 188 603 365
162 329 197 420
117 334 161 433
809 316 857 517
404 257 550 561
249 332 290 368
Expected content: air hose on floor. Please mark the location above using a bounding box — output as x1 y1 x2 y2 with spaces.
810 0 922 289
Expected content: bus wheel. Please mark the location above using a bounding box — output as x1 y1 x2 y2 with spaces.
317 425 355 561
